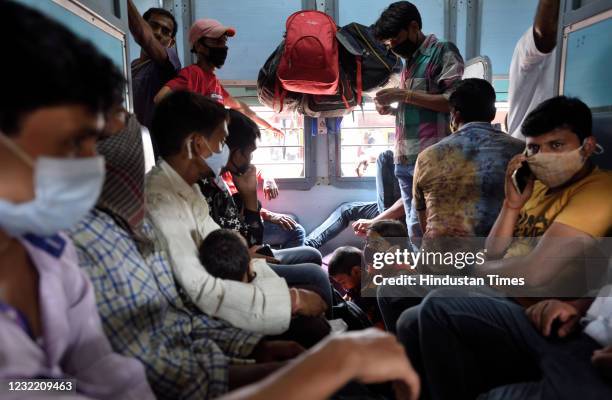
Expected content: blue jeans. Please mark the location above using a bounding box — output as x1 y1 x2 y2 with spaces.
399 288 612 400
263 218 306 249
304 202 379 249
305 150 401 249
272 246 322 266
269 262 332 308
394 163 421 247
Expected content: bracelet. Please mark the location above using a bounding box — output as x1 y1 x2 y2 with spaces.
404 90 413 104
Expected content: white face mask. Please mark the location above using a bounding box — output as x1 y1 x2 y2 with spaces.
0 133 105 237
188 137 229 177
526 142 603 188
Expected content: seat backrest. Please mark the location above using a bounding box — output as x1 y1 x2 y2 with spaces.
462 55 493 82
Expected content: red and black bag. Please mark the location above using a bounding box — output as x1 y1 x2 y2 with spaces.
257 41 302 112
277 10 339 95
337 22 402 100
299 69 357 118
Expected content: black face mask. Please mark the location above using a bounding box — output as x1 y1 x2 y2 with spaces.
391 36 419 59
206 45 228 68
233 162 250 176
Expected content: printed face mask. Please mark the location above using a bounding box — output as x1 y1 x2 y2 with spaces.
0 133 105 237
526 142 602 188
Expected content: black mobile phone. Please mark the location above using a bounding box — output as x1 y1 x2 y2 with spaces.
511 161 532 194
255 244 274 257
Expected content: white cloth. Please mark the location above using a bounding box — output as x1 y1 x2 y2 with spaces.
145 161 291 335
584 285 612 347
507 27 556 140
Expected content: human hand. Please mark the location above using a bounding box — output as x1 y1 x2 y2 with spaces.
355 159 369 177
525 299 579 337
331 329 420 400
234 164 258 195
504 154 535 210
375 88 406 106
352 219 373 236
249 245 280 264
263 179 279 200
267 212 297 231
268 126 285 139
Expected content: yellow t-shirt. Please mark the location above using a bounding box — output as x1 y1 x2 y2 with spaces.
513 167 612 239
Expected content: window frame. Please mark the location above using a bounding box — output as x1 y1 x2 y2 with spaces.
223 84 316 190
328 104 395 189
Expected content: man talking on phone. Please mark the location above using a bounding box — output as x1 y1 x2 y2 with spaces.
478 96 612 300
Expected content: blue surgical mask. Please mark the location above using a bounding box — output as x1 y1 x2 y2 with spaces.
0 133 105 237
200 139 230 177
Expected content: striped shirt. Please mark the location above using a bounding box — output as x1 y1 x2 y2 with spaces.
395 34 464 165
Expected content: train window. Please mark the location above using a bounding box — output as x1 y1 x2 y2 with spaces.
251 106 307 180
336 102 395 179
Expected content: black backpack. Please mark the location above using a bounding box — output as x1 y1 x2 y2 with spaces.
257 41 303 112
337 23 402 99
332 288 373 331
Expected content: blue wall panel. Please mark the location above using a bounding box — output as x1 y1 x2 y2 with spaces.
480 0 538 74
194 0 302 81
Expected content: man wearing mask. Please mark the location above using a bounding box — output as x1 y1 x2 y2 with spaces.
0 2 153 397
155 19 283 137
128 0 181 129
372 1 464 244
477 96 612 296
145 91 327 336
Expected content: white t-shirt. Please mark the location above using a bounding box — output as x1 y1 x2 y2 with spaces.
507 27 557 140
584 285 612 347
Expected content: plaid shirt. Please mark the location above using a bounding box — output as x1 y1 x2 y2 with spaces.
69 209 263 400
395 34 464 165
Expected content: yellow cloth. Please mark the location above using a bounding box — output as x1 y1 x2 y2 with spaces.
513 167 612 239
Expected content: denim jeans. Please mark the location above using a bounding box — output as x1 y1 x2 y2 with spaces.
399 288 612 400
262 218 306 249
304 202 379 249
269 262 332 308
394 162 422 248
305 150 401 249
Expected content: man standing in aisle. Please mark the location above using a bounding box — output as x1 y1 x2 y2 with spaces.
373 1 464 245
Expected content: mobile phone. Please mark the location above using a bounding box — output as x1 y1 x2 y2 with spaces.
511 162 532 194
255 244 274 258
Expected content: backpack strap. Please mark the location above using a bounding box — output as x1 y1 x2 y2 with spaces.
355 56 363 106
274 79 285 112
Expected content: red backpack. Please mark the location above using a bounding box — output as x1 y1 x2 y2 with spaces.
277 10 339 95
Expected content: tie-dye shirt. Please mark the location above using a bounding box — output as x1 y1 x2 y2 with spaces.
413 122 524 239
395 35 464 165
